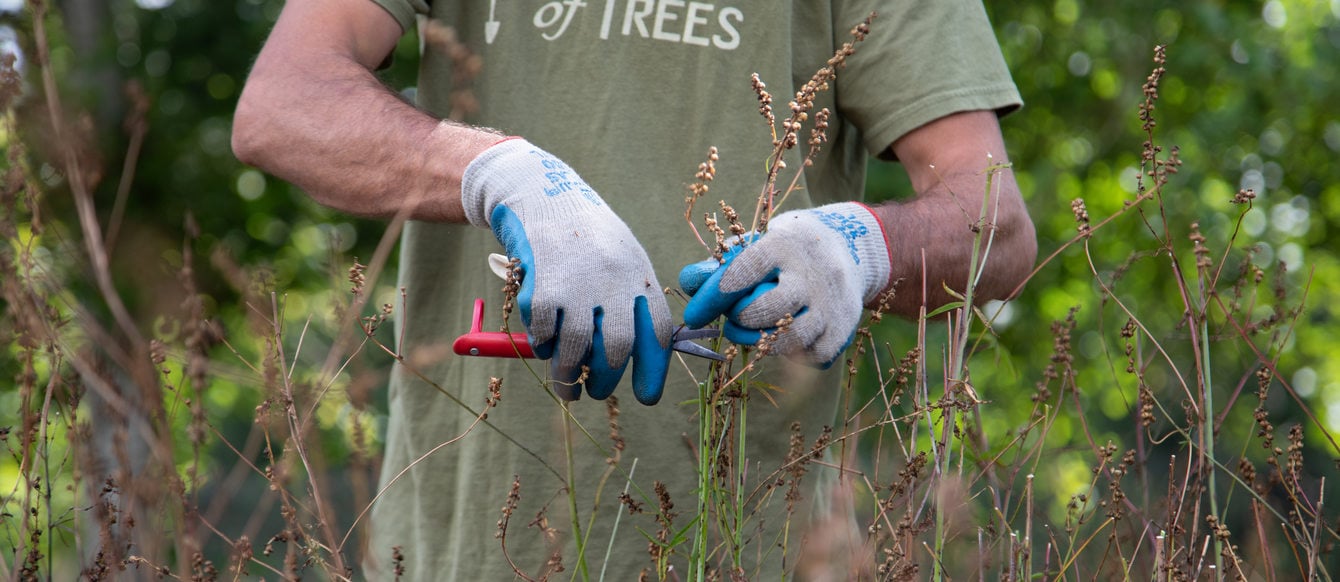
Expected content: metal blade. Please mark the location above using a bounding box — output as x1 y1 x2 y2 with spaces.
672 339 727 362
668 325 726 361
670 325 721 342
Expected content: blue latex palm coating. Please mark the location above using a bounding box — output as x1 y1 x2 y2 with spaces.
490 205 554 359
717 282 778 346
680 245 754 328
677 258 720 297
631 296 671 405
584 307 626 400
678 234 763 297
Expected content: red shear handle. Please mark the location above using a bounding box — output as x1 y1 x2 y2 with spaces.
452 298 536 358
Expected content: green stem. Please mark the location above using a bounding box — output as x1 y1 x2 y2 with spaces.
599 459 637 582
1201 315 1222 573
695 375 712 581
735 394 747 571
932 404 955 581
952 162 1009 375
562 408 590 580
934 163 1004 580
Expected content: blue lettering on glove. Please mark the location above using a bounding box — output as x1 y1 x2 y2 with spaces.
530 149 603 206
811 210 868 265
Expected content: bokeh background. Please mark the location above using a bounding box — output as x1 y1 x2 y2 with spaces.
3 0 1338 577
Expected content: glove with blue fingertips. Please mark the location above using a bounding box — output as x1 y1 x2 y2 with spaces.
461 138 674 404
679 202 891 368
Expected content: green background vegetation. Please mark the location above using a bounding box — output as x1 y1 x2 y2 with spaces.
3 0 1338 578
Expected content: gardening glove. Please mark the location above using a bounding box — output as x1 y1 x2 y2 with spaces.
679 202 891 368
461 138 674 405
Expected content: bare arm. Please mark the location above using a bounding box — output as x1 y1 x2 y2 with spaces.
868 110 1037 316
232 0 499 222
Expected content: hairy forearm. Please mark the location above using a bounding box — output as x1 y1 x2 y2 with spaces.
232 16 498 223
868 167 1036 317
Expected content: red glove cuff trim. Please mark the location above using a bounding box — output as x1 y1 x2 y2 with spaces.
489 135 523 148
854 202 894 293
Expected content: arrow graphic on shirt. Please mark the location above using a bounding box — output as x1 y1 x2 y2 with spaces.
485 0 500 44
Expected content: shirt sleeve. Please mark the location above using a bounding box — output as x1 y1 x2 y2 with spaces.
368 0 431 33
835 0 1022 157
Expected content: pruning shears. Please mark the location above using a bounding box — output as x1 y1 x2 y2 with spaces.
452 254 726 362
451 298 726 361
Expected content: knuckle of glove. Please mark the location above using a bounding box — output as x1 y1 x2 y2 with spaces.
733 289 801 330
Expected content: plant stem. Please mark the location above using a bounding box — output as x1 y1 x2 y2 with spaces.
932 161 1003 580
1025 474 1035 580
42 373 55 582
735 393 748 571
562 408 590 580
599 458 638 582
1200 315 1222 573
695 375 711 582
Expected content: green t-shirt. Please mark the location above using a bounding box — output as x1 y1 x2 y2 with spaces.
364 1 1020 579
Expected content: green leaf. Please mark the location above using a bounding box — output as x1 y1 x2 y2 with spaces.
925 301 965 319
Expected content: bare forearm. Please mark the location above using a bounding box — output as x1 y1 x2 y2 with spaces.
231 0 498 223
869 168 1036 317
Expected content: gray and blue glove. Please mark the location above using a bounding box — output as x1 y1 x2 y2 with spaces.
679 202 891 368
461 138 674 404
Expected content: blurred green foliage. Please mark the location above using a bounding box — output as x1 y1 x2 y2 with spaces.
3 0 1339 576
869 0 1340 556
992 0 1337 476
